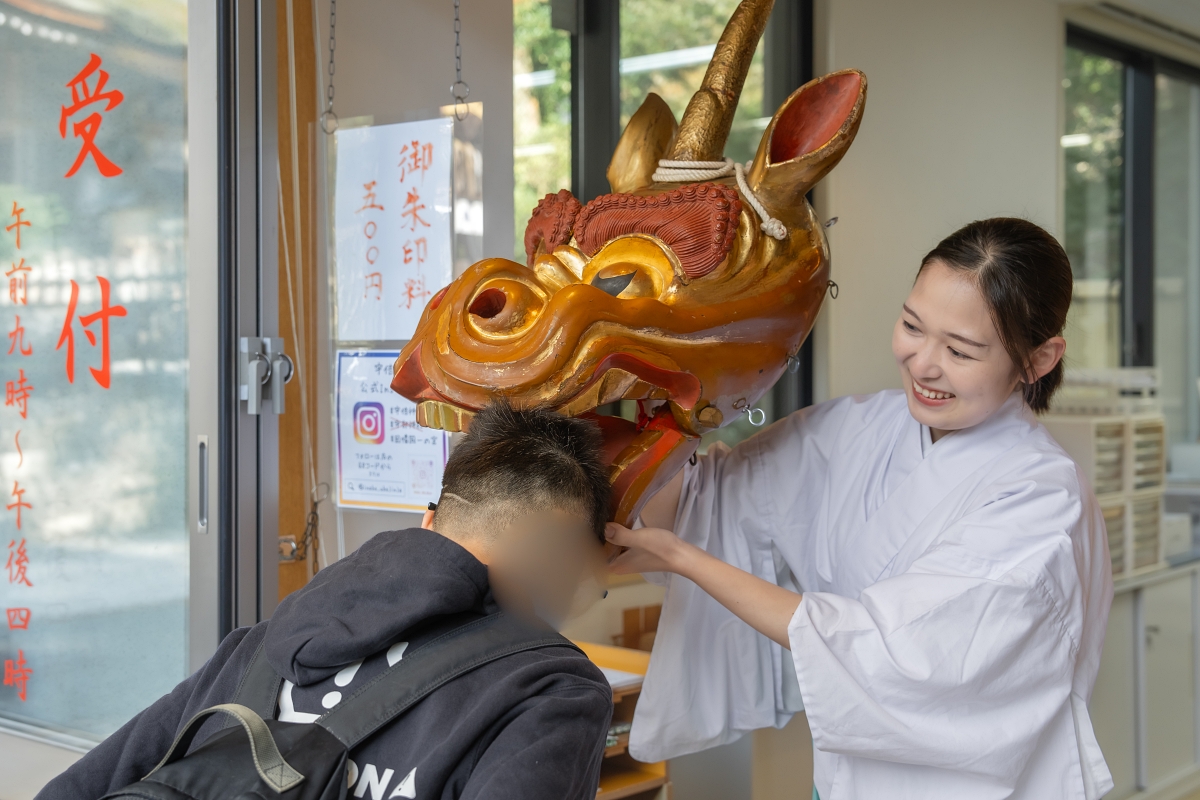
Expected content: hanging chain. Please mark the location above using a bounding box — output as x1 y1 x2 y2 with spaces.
320 0 338 134
451 0 470 120
291 483 328 575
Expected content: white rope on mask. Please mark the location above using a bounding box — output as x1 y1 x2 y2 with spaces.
651 157 788 241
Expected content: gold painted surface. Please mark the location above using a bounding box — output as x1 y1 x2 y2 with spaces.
416 400 475 433
608 93 678 193
666 0 775 162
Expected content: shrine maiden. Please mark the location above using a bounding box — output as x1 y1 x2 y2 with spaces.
607 218 1114 800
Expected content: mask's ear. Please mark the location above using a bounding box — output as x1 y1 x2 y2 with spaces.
747 70 867 223
607 93 678 193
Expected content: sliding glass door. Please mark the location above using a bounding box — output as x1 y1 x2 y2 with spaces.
0 0 222 769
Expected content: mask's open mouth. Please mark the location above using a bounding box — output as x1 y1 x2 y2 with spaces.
392 345 701 526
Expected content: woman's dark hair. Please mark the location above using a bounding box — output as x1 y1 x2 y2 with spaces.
919 218 1072 413
436 400 612 541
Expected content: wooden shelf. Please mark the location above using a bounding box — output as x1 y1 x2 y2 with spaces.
604 732 630 758
580 641 668 799
597 762 667 800
576 641 651 675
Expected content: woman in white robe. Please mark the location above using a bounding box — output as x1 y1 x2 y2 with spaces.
606 218 1114 800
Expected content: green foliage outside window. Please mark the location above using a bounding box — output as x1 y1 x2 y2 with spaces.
513 0 571 261
1062 47 1125 369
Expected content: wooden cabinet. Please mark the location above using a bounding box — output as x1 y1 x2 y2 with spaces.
577 641 671 800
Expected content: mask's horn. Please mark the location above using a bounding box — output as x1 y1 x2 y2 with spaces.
666 0 775 162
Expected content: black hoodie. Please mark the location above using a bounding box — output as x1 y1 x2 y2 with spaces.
35 528 613 800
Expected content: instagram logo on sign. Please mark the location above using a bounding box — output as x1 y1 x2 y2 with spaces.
353 402 386 444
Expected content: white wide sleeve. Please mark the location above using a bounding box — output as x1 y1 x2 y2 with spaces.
629 401 847 762
790 479 1088 783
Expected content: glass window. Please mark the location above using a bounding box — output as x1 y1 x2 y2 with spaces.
619 0 767 449
1062 46 1126 370
1154 72 1200 450
618 0 765 167
513 0 572 260
0 4 189 741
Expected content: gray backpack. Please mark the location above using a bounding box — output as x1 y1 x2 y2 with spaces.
101 613 574 800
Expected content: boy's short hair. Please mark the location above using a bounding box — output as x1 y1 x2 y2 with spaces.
435 402 611 541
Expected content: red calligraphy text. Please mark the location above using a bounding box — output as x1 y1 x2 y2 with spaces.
6 538 31 584
8 316 31 356
398 140 434 183
403 238 427 266
5 608 30 630
60 53 124 178
5 369 32 418
4 650 31 702
6 258 30 305
401 189 429 231
356 181 384 213
403 275 431 310
5 202 29 249
57 276 128 388
365 272 383 300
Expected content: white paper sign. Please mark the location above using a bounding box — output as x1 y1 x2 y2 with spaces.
334 118 453 341
335 350 448 511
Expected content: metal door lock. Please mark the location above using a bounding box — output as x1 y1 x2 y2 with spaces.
279 535 299 561
239 337 294 415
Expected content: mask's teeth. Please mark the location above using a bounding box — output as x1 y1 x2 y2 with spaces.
416 401 475 433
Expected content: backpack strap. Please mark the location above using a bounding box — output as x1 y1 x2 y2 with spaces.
230 639 284 721
145 704 306 793
316 612 576 749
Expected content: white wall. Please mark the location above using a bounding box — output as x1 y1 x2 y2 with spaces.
812 0 1063 400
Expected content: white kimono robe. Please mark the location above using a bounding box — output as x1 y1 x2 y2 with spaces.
629 390 1114 800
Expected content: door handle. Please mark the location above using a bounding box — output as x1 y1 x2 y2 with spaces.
197 434 209 535
239 337 293 415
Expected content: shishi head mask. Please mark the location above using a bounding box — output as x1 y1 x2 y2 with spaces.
392 0 867 525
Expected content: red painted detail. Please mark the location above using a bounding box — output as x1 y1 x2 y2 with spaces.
575 183 741 279
770 72 862 164
524 190 582 264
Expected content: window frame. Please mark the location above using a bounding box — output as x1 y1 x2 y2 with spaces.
1067 24 1200 370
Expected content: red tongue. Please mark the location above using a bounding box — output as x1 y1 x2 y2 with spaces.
589 405 698 527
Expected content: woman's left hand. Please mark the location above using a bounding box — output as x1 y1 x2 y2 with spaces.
605 523 684 575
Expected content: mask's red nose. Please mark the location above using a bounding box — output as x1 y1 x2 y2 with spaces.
391 348 436 401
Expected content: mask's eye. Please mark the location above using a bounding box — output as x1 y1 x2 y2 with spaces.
587 262 657 299
591 271 635 296
581 236 675 297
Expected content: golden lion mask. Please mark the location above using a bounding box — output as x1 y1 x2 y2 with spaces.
392 0 866 525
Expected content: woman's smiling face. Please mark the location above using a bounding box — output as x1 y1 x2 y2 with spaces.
891 260 1022 439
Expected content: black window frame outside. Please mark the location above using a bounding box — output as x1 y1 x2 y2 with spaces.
1067 24 1200 369
551 0 816 419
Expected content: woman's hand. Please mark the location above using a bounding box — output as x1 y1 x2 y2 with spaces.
605 523 684 575
607 521 803 649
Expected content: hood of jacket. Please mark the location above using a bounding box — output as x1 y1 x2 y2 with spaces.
264 527 495 686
